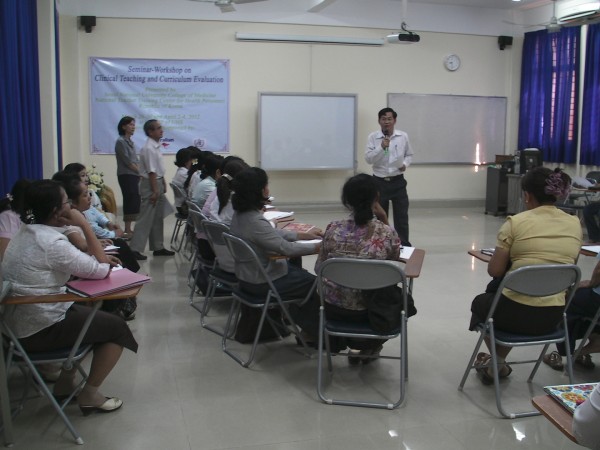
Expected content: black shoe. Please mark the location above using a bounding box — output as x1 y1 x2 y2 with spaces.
117 309 136 321
153 248 175 256
132 251 147 261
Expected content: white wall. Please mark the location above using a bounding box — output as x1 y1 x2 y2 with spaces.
56 16 523 207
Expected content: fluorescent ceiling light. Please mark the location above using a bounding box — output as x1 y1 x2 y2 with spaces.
235 32 385 46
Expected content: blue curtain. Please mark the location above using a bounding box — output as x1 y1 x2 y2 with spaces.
518 27 580 164
580 23 600 165
0 0 43 195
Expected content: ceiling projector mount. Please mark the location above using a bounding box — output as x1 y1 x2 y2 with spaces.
387 22 420 44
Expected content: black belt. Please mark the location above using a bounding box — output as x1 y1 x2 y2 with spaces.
374 174 403 182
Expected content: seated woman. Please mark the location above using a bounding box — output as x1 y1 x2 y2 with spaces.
172 147 194 215
1 180 138 414
63 163 104 213
469 167 582 384
0 179 30 260
206 157 249 226
184 149 206 198
229 167 322 340
60 174 140 318
315 173 409 363
191 153 223 209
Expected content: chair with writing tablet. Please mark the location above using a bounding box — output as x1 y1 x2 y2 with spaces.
0 283 96 444
458 264 581 419
316 258 409 409
221 232 313 368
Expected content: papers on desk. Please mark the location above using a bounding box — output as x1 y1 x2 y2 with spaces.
481 248 495 256
544 383 598 413
582 245 600 255
66 269 151 297
283 222 316 233
264 211 294 221
400 246 415 259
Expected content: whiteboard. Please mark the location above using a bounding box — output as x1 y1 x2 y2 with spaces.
259 93 357 171
387 93 507 164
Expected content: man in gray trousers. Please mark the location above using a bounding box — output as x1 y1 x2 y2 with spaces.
129 119 175 260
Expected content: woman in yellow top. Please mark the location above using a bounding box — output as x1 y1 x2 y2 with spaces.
469 167 582 384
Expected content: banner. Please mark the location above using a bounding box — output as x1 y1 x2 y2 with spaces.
89 58 229 154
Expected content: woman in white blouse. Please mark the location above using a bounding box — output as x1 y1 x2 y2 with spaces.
1 180 138 416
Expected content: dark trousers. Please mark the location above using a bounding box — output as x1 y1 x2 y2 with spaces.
583 202 600 242
239 263 320 338
557 287 600 355
373 175 410 246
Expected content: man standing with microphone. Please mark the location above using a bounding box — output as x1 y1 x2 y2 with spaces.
365 107 414 246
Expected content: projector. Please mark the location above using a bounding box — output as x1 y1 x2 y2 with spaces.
387 33 420 44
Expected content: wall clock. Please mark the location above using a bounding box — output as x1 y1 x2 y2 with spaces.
444 54 461 71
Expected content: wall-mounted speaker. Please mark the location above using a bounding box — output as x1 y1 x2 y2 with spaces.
80 16 96 33
498 35 513 50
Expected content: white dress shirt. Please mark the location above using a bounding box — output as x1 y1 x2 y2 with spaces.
365 128 414 178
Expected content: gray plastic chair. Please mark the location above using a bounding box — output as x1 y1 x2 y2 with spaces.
168 182 188 252
458 264 581 419
316 258 409 409
187 208 215 312
221 233 314 368
0 284 102 445
200 220 238 337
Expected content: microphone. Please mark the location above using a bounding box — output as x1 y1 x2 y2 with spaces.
382 128 389 149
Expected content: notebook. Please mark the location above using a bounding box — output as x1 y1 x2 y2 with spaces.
543 383 598 413
66 268 151 297
481 248 495 256
581 245 600 255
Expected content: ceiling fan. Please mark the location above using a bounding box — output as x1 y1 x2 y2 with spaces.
506 0 561 33
189 0 267 13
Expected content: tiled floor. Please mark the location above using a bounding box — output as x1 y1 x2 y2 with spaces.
4 205 598 449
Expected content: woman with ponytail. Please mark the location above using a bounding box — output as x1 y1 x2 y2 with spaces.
315 173 403 363
206 157 249 225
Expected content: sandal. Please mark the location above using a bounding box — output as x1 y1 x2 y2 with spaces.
575 353 595 370
543 351 564 371
474 352 512 385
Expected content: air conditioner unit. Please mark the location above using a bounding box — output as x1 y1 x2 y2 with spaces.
556 0 600 24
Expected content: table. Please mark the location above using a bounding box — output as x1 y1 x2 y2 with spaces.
532 395 577 443
0 285 142 447
469 248 596 261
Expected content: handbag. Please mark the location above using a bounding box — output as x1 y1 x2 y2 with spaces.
365 285 416 333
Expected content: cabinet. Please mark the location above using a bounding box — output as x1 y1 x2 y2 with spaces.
485 167 508 216
507 174 525 215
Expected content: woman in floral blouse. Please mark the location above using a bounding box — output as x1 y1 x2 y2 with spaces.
315 173 401 363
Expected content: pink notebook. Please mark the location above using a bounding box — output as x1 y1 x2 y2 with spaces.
66 269 151 297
